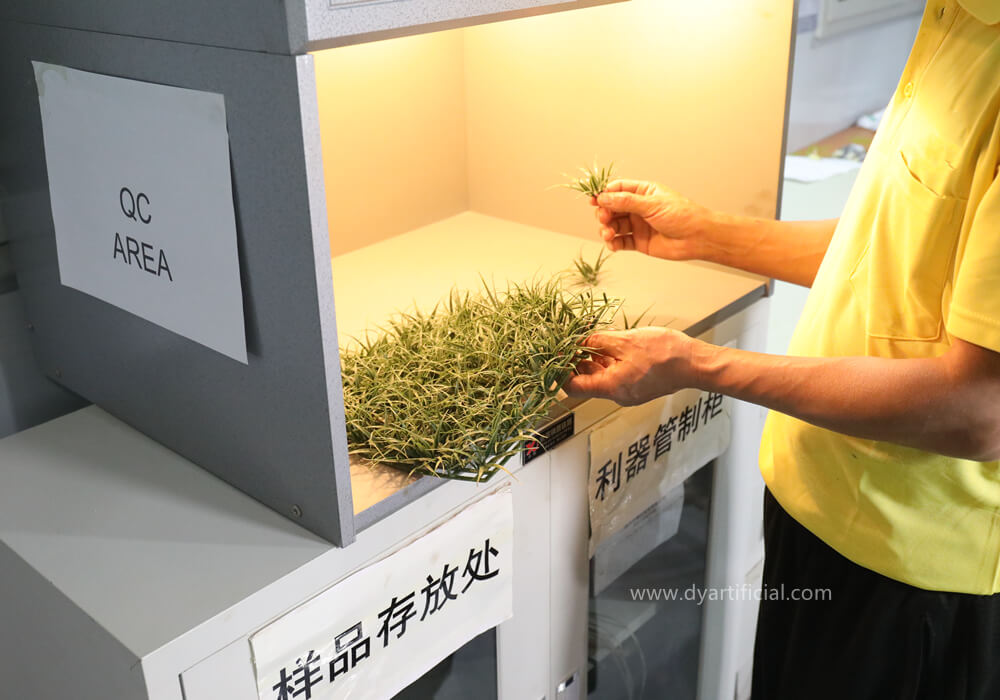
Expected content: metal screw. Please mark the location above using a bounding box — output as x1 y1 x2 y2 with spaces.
53 369 62 378
291 505 303 518
26 322 34 331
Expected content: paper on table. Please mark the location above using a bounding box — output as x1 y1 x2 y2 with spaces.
784 155 861 184
856 107 886 131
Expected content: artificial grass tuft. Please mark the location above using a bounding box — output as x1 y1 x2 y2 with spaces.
569 248 609 287
340 277 619 481
564 162 615 198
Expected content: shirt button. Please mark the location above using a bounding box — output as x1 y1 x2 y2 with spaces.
937 6 946 20
903 81 915 98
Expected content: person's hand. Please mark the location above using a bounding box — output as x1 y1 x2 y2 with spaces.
591 179 711 259
563 327 699 406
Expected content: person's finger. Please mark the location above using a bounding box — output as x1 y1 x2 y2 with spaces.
597 207 633 231
615 231 636 252
582 332 627 358
601 222 633 242
563 372 613 399
578 350 613 369
603 230 630 251
604 179 650 194
601 213 631 234
574 359 604 375
615 216 636 236
597 190 656 218
588 351 615 368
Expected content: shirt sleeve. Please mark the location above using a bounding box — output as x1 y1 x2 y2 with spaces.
949 170 1000 353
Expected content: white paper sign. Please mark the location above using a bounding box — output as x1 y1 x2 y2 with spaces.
250 487 514 700
588 389 732 555
33 62 248 363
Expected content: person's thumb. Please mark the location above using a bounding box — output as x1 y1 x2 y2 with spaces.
563 372 611 400
597 190 656 217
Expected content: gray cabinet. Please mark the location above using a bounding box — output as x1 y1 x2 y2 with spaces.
0 0 627 54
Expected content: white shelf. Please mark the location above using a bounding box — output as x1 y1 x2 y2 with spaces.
331 212 767 517
332 211 764 345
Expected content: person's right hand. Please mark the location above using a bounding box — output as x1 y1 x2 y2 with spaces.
592 179 711 260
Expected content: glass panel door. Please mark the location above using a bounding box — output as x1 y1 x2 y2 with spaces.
394 629 498 699
588 465 714 699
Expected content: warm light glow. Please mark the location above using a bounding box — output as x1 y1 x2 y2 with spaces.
312 0 793 256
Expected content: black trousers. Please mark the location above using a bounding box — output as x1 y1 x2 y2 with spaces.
751 489 1000 700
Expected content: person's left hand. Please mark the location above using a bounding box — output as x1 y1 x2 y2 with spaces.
563 327 698 406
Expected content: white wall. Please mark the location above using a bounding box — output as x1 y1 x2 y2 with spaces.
786 2 921 152
314 0 795 257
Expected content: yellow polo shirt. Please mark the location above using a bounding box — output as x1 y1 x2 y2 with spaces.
760 1 1000 594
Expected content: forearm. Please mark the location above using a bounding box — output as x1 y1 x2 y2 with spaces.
696 214 836 288
689 342 1000 461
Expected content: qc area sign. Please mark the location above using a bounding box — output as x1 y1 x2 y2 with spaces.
250 488 513 700
33 62 248 363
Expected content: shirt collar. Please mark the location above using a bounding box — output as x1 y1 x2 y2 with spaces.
959 0 1000 24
